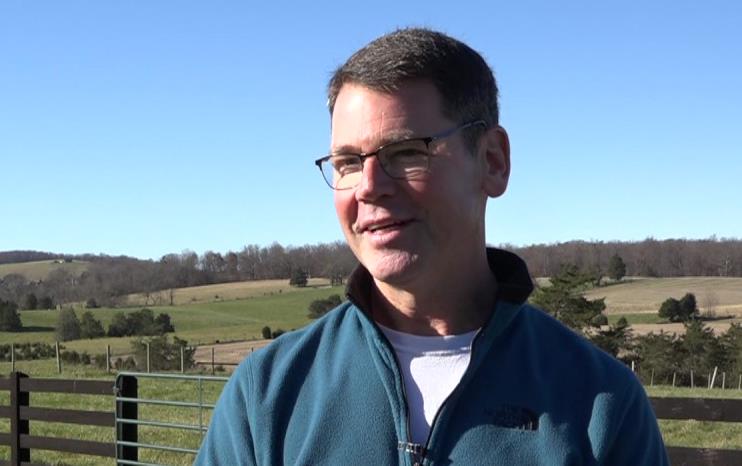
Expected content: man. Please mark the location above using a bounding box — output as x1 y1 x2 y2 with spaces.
196 28 668 465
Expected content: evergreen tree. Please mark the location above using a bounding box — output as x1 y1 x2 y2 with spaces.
0 300 22 331
607 254 627 281
530 264 606 332
289 269 308 287
79 311 105 339
55 309 81 341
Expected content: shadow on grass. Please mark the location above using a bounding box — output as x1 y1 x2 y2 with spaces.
18 326 55 332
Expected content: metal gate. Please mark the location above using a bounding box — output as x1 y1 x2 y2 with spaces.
114 372 229 466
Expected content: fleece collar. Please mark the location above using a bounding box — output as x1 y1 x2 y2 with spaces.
345 247 534 313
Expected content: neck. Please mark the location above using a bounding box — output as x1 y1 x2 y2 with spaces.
371 251 497 336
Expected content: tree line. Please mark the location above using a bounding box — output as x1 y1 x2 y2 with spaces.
1 237 740 309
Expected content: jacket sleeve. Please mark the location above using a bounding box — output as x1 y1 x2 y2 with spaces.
598 377 669 466
194 362 257 465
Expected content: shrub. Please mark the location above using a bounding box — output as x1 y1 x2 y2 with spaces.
85 298 99 309
131 336 195 371
0 300 22 331
80 311 105 339
271 328 285 339
24 293 38 310
307 294 342 319
55 309 81 341
261 326 272 339
289 269 308 287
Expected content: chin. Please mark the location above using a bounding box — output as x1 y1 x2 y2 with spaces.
362 248 422 285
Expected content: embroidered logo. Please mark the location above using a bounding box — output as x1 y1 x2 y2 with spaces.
486 405 539 431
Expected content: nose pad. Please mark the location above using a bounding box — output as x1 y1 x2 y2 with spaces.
355 156 395 201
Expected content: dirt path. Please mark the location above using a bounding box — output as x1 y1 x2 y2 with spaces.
193 339 273 370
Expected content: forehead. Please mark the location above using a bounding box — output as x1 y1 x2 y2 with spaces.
330 81 449 152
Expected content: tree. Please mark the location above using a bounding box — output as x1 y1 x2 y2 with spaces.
261 326 272 339
0 300 22 331
108 312 129 337
131 335 195 371
658 293 698 322
607 254 627 281
590 317 633 358
155 313 175 334
85 298 99 309
658 298 682 322
79 311 105 339
55 309 81 341
307 295 343 319
23 293 38 310
39 296 54 310
530 264 607 332
289 269 308 287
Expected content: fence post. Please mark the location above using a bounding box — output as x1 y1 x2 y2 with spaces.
116 374 138 462
106 345 111 373
211 347 215 375
722 372 726 390
56 341 61 374
650 369 654 387
709 366 718 389
180 345 185 374
672 372 676 387
10 343 15 372
10 371 30 464
691 370 694 389
146 342 151 373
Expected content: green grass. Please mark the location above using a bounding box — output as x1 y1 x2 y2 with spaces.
0 260 90 281
2 286 345 357
583 277 742 315
0 363 226 465
2 367 742 464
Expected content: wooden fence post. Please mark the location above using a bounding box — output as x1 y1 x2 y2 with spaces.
709 367 718 390
180 346 185 374
106 345 111 373
211 347 215 375
672 372 676 387
722 372 726 390
56 341 61 374
691 370 694 389
10 371 30 464
10 343 15 372
146 342 151 373
650 369 654 387
116 374 138 462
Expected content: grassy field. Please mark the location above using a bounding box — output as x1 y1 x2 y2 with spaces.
2 285 345 356
0 260 90 281
583 276 742 315
122 277 332 306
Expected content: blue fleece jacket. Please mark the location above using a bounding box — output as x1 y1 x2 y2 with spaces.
195 249 668 465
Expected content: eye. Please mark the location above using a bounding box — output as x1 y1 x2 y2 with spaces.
331 155 362 176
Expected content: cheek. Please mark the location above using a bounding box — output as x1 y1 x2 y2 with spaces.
334 192 357 230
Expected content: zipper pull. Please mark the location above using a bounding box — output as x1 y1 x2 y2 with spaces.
398 441 427 465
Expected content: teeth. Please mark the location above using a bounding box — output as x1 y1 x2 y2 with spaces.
368 222 398 232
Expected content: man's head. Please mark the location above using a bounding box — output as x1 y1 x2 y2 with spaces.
328 28 500 152
325 28 510 291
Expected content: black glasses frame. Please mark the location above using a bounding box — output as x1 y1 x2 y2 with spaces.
314 120 486 190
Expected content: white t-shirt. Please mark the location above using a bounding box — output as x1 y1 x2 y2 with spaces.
378 324 478 445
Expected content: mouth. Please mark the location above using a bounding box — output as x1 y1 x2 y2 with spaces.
358 219 412 234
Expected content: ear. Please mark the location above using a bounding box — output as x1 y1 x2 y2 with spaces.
480 125 511 198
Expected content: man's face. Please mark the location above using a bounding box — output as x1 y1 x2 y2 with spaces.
331 81 493 287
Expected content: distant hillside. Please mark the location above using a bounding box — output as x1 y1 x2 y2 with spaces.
0 260 91 281
582 276 742 315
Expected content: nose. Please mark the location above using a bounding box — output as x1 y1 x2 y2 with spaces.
354 155 395 202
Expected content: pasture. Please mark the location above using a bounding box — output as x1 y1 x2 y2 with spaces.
0 259 90 281
3 283 345 356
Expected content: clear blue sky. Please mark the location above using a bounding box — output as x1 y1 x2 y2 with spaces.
2 0 740 260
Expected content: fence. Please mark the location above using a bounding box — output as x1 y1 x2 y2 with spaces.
651 396 742 465
0 371 226 466
0 371 134 465
114 371 228 465
3 372 742 465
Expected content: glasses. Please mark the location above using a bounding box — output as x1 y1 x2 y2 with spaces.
314 120 486 190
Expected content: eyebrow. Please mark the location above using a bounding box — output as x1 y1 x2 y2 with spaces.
330 129 418 155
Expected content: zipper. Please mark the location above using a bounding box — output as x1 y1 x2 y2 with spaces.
416 326 486 465
347 295 488 466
